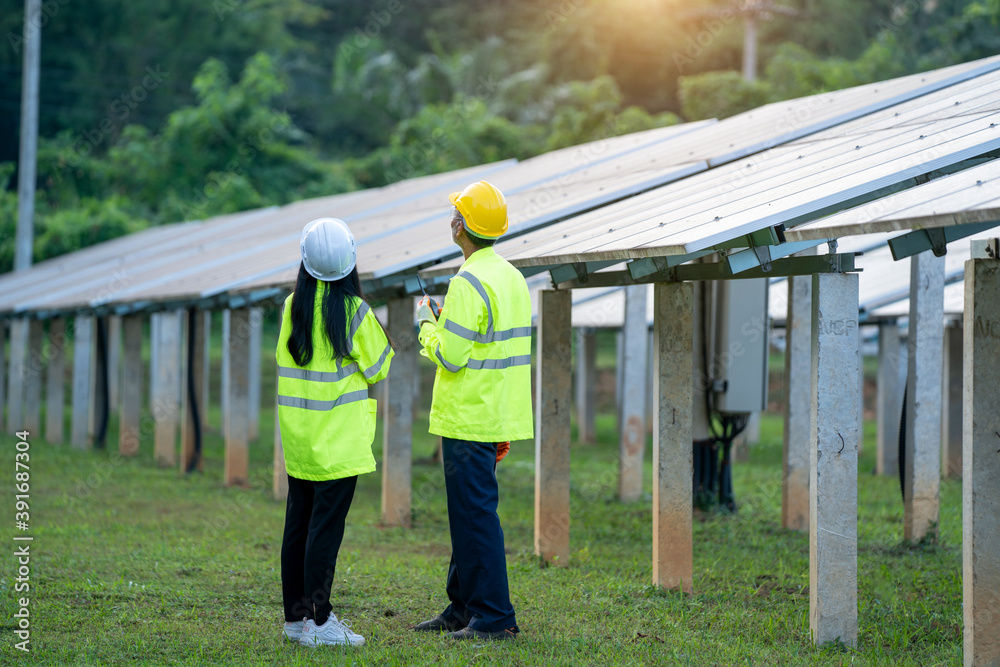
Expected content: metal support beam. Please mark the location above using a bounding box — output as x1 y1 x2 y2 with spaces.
619 285 649 502
809 272 860 648
45 319 65 444
888 221 1000 261
904 252 944 542
382 298 415 527
962 254 1000 666
535 289 572 565
652 281 694 593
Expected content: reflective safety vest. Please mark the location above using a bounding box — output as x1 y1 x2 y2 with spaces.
419 247 534 442
276 290 393 481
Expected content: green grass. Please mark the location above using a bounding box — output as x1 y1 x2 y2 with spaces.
0 398 963 666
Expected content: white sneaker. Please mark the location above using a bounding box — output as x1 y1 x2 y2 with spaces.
283 620 305 641
298 614 366 647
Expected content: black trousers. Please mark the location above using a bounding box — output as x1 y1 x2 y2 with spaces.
440 438 518 632
280 474 357 625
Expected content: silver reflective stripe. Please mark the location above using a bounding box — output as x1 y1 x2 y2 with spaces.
466 354 531 370
279 364 357 383
277 389 369 412
363 343 392 380
455 271 493 338
347 301 371 354
435 346 465 373
444 319 531 344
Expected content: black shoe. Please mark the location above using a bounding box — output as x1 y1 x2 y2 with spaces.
413 614 467 632
448 626 518 641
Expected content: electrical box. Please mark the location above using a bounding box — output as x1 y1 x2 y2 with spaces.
712 278 769 414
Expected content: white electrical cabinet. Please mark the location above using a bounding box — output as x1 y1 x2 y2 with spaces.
712 278 770 414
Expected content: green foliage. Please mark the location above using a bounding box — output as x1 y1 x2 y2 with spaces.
34 196 148 263
765 40 908 100
0 163 19 271
678 71 772 121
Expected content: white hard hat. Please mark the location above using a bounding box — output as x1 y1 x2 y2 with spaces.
300 218 357 281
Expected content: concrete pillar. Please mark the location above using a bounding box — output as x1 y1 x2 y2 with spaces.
904 252 944 543
221 309 230 438
23 319 43 435
619 284 649 502
119 315 143 456
153 310 182 468
45 319 66 444
535 289 572 565
224 307 251 486
783 274 812 531
248 307 262 441
107 315 121 414
962 256 1000 667
149 312 160 413
941 322 962 478
181 310 207 472
575 328 596 443
809 272 860 648
274 377 288 501
0 321 6 431
652 281 694 593
6 319 28 431
876 322 904 476
71 315 94 449
202 312 212 430
382 298 415 527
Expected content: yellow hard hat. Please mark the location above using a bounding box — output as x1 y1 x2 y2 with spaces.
449 180 508 239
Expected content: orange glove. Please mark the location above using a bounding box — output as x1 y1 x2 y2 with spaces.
496 442 510 463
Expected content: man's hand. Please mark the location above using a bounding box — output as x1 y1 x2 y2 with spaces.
496 442 510 463
417 295 440 328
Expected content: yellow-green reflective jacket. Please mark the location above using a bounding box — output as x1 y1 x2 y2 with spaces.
276 290 393 481
418 247 534 442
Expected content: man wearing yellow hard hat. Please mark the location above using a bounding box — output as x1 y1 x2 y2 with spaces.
413 181 533 641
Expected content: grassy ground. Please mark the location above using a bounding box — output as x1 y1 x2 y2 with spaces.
0 393 963 666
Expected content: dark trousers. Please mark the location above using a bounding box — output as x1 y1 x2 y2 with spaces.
281 474 357 625
440 438 518 632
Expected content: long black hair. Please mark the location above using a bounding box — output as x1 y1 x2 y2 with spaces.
287 262 364 366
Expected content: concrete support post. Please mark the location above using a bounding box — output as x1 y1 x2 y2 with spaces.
962 256 1000 667
652 281 694 593
809 272 860 648
45 319 65 444
6 319 28 431
149 312 160 413
202 312 212 430
221 309 231 438
23 320 43 435
224 308 251 486
783 274 812 531
107 315 121 414
535 289 572 565
248 307 262 441
71 316 94 449
119 315 143 456
274 377 288 501
153 311 182 468
904 253 944 543
575 328 596 443
181 310 207 472
941 322 963 478
876 322 904 476
382 298 415 527
619 285 649 502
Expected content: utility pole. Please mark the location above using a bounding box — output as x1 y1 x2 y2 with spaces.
16 0 41 272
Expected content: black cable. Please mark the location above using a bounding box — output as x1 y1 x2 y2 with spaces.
94 316 110 449
184 308 203 473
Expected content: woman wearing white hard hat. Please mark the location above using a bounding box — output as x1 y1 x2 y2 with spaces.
275 218 393 647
